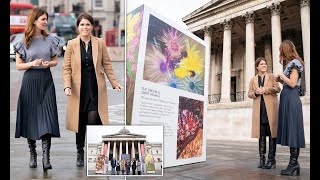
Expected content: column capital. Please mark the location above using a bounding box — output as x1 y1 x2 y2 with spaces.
243 11 255 24
221 19 234 31
267 2 282 16
300 0 310 8
202 26 214 36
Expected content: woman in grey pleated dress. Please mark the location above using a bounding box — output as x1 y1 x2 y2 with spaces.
275 40 305 176
14 8 60 172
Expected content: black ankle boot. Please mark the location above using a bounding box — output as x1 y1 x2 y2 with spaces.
27 139 37 168
42 136 52 172
281 147 300 176
263 137 276 169
76 148 84 167
258 136 266 168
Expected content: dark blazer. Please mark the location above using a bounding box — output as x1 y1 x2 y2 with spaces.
111 159 116 167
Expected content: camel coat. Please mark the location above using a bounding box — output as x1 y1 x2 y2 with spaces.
62 35 119 132
248 73 280 138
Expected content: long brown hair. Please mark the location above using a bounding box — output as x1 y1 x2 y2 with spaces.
279 40 304 67
23 8 49 49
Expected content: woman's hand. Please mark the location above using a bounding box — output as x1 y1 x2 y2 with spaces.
274 73 284 83
64 88 72 96
259 87 266 94
114 84 123 92
41 61 50 68
255 87 262 94
30 58 43 67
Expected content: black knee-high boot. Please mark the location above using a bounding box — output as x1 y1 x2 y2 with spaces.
263 137 277 169
76 132 85 167
258 136 266 168
27 139 37 168
42 135 52 172
76 112 86 167
281 147 300 176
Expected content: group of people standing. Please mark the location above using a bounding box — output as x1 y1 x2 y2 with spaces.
13 8 122 172
248 40 305 176
103 158 143 175
13 6 306 177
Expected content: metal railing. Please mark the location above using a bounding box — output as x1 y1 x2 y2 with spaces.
208 94 221 104
208 86 306 104
230 91 245 102
208 91 246 104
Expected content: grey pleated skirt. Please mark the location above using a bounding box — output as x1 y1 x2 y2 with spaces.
15 68 60 140
277 85 305 148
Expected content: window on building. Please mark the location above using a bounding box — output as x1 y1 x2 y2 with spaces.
157 158 161 162
231 54 234 69
115 1 120 13
120 29 125 47
30 0 39 6
95 0 103 8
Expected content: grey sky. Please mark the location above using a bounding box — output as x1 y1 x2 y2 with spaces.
127 0 211 29
87 126 163 144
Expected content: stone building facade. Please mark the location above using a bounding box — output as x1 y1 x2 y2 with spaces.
183 0 310 143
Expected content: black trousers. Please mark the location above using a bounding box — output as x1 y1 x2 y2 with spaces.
260 123 271 137
76 111 102 151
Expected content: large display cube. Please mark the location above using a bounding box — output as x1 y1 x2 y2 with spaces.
126 4 209 168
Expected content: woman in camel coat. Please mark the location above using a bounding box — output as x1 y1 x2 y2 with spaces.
248 57 280 169
62 13 123 167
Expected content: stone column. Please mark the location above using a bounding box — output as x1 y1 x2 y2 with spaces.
119 141 122 159
268 2 282 74
202 26 213 95
210 49 217 95
107 141 110 159
263 35 273 73
113 141 117 159
138 141 142 161
220 19 233 103
132 141 135 160
144 141 147 155
243 12 255 100
300 0 310 97
101 142 104 154
126 141 128 154
216 47 222 94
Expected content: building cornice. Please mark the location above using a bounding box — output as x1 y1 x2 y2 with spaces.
184 0 250 25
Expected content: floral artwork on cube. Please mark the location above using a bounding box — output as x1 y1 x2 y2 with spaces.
143 15 205 95
126 5 144 125
176 96 204 159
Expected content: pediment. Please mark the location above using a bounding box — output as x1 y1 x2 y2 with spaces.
102 133 146 139
183 0 244 22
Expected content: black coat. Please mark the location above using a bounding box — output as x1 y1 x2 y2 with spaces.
132 160 136 169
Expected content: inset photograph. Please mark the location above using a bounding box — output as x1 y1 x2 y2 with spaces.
177 96 204 159
87 125 163 176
